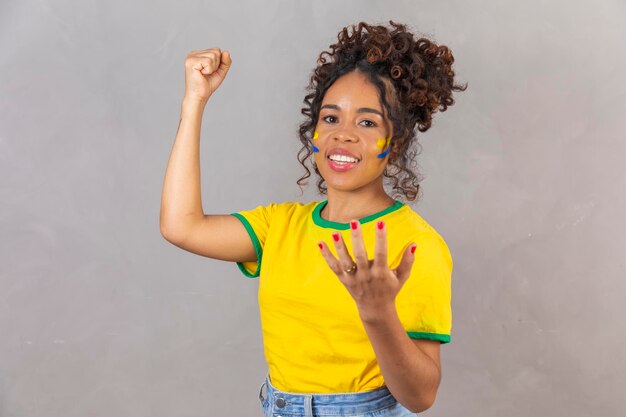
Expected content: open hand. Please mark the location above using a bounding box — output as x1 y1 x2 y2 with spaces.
317 220 417 322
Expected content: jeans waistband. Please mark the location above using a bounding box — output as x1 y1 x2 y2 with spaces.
259 373 398 416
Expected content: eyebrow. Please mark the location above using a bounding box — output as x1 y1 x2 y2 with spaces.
320 104 384 118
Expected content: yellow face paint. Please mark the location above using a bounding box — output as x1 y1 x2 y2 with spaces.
376 137 392 158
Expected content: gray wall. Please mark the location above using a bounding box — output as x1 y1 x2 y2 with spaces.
1 0 625 416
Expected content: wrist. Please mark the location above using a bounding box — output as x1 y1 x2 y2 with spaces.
182 95 209 109
358 303 398 326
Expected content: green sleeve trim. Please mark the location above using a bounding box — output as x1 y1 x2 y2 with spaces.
407 331 451 344
230 213 262 278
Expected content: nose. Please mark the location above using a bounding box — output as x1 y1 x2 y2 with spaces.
333 129 358 143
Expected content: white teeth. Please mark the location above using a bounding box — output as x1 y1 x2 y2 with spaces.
328 154 359 163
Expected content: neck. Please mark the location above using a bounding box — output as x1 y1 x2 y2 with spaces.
321 185 396 224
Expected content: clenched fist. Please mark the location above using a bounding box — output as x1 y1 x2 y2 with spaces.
183 48 232 103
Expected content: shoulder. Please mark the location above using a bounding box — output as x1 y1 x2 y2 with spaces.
392 204 452 266
391 204 446 237
257 200 320 220
236 200 321 220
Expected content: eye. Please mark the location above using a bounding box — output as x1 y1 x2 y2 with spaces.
360 120 377 128
322 115 337 123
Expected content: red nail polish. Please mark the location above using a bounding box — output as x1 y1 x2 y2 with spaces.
332 232 340 242
318 242 323 250
350 221 358 230
411 245 417 254
377 221 384 230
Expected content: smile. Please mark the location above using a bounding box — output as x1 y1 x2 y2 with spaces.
327 156 359 172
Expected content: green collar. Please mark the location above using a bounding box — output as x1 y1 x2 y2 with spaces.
312 199 404 230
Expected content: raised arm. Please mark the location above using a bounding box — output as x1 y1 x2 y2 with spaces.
160 48 255 263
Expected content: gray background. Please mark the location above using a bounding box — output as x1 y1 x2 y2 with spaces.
1 0 625 416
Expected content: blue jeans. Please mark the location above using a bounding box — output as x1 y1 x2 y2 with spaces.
258 373 417 417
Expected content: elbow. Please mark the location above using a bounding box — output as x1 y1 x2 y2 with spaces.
160 223 173 241
159 210 180 242
406 386 439 413
407 394 436 414
160 212 198 243
160 214 186 243
409 360 442 412
160 214 171 240
412 398 435 414
160 222 182 244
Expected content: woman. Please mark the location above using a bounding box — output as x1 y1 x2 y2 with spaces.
161 20 466 416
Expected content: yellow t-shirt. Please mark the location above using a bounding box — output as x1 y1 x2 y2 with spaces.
230 199 452 393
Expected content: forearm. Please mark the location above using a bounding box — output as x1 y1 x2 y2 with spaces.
360 307 441 413
160 97 208 238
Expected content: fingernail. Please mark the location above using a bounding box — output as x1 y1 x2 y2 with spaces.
377 221 384 230
350 221 358 230
318 242 323 250
411 244 417 254
332 232 340 242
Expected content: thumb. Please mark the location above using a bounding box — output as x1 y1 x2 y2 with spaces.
394 243 417 284
215 50 232 79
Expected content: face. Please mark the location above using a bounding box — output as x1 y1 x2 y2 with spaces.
312 70 393 193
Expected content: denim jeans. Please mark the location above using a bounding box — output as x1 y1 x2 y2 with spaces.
258 373 417 417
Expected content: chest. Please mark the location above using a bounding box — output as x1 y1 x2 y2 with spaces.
258 222 362 323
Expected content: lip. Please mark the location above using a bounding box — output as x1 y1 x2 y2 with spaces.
327 158 358 172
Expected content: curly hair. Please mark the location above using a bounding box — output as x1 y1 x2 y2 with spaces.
296 20 468 201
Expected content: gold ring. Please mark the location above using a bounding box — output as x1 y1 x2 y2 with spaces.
344 264 357 274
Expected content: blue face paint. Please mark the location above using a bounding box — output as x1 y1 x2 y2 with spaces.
376 148 390 158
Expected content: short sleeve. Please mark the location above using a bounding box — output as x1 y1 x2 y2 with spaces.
229 203 275 278
398 232 453 344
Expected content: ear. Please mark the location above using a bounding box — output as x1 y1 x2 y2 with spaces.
388 140 404 163
388 150 398 165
